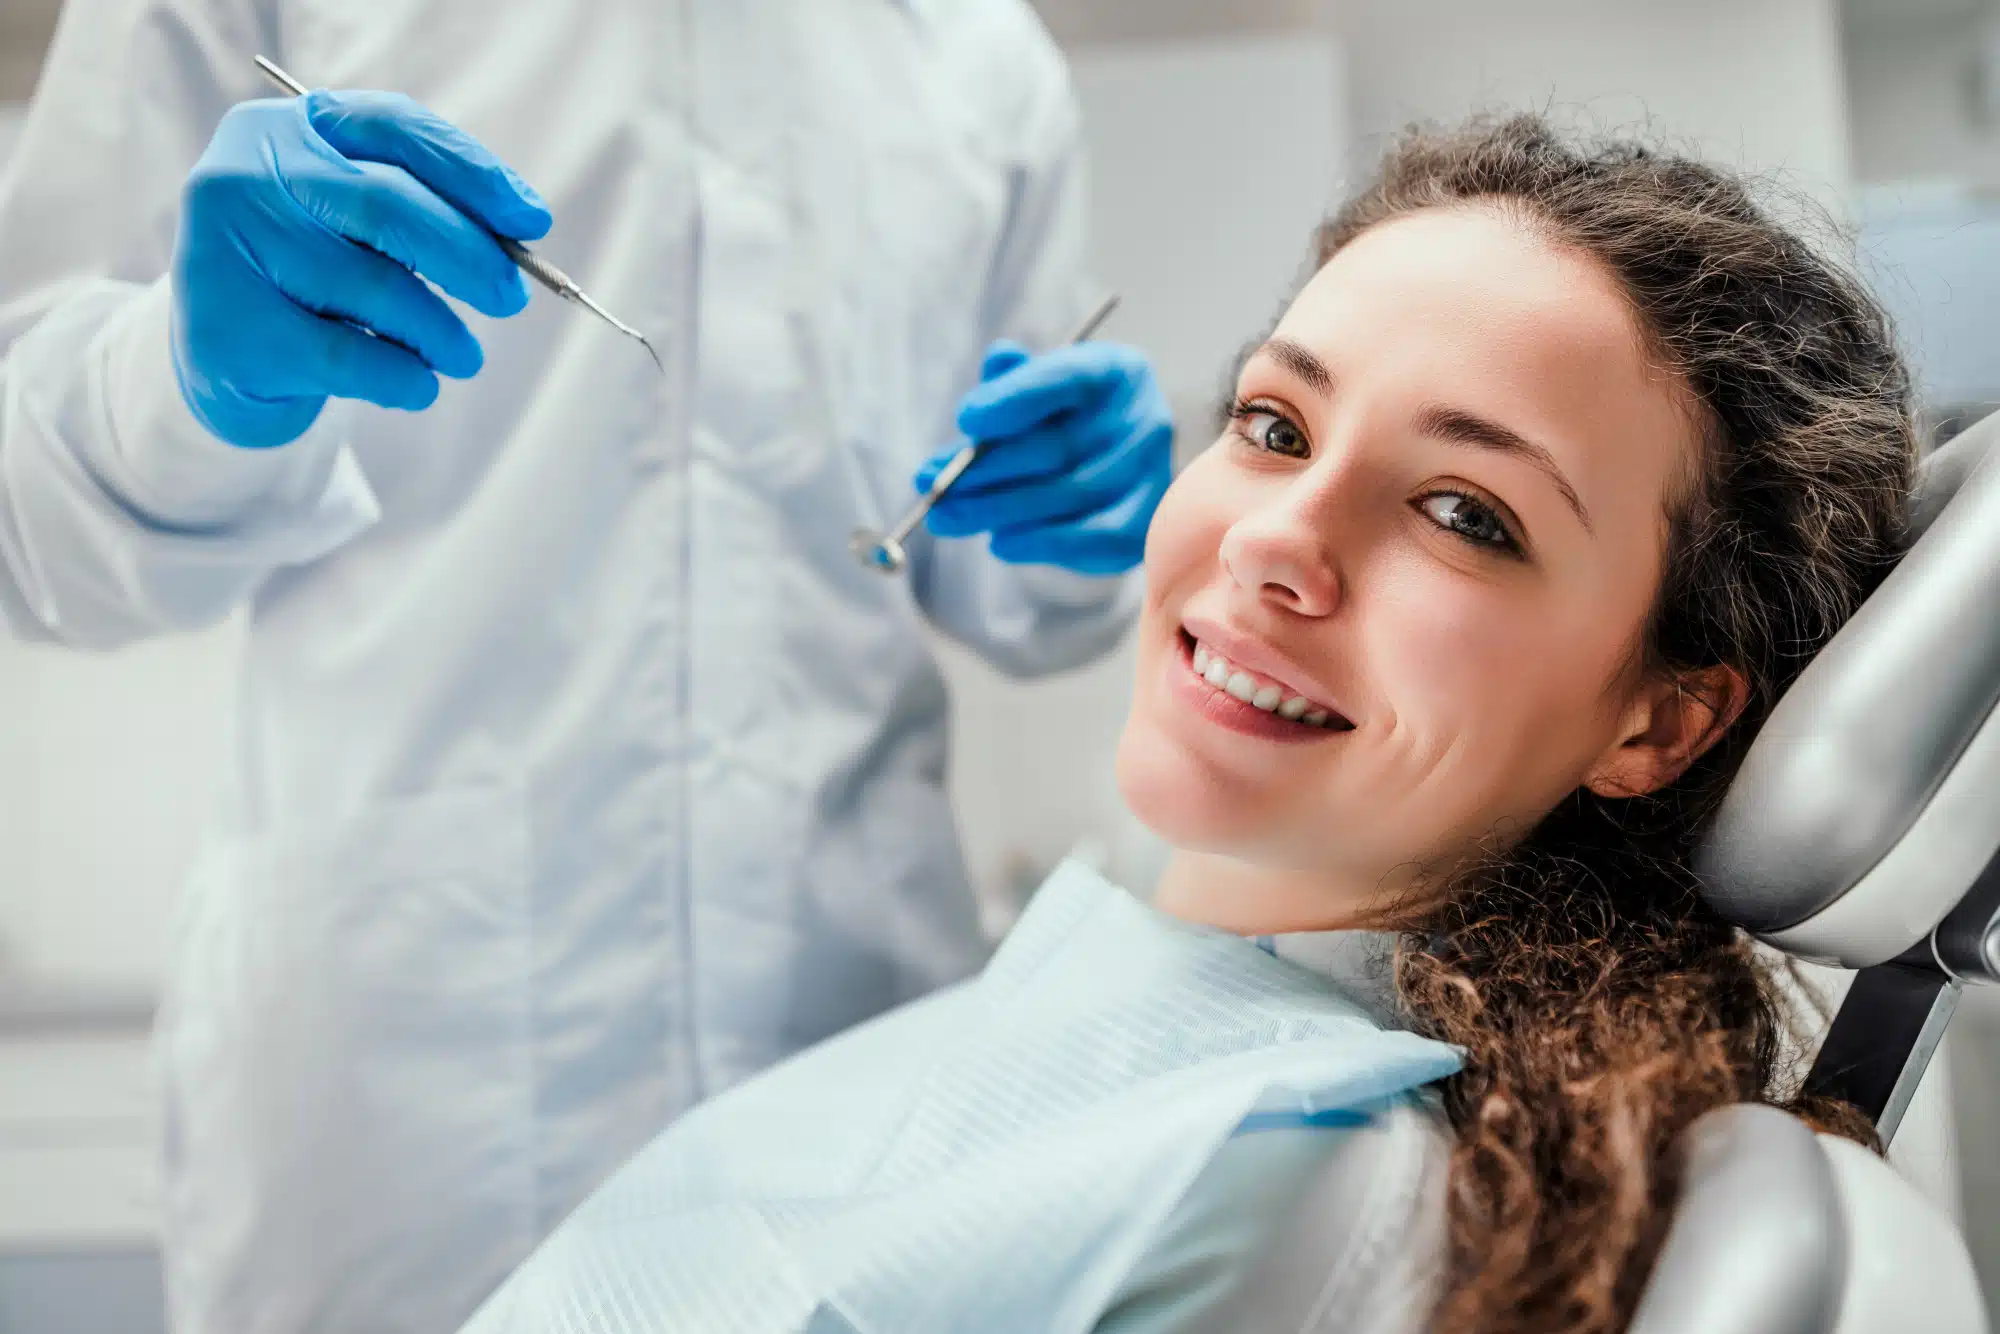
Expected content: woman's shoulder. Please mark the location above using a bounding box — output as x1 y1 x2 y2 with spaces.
1238 1096 1451 1333
1097 1094 1449 1334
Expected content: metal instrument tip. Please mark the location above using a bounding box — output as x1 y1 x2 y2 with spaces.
570 288 663 375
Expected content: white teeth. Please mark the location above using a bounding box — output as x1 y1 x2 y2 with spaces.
1188 638 1343 727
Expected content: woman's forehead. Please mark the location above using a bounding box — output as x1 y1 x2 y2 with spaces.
1262 208 1700 528
1283 208 1642 363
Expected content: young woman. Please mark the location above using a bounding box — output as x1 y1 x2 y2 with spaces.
458 116 1913 1334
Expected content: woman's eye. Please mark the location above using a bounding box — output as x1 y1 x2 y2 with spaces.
1232 407 1309 458
1418 491 1520 554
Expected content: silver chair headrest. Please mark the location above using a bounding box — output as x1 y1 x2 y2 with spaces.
1695 418 2000 969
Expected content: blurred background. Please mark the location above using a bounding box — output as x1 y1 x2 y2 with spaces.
3 0 1999 1329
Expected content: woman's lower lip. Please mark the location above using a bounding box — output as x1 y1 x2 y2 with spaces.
1165 636 1346 745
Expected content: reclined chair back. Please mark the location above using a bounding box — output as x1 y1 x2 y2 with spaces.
1629 1105 1985 1334
1640 415 2000 1333
1696 415 2000 1136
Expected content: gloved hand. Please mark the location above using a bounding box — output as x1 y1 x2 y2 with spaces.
916 341 1173 576
171 90 553 449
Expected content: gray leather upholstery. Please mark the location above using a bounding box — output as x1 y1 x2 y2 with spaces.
1630 1107 1845 1334
1668 419 1997 1334
1632 1105 1988 1334
1696 420 2000 964
1820 1134 1988 1334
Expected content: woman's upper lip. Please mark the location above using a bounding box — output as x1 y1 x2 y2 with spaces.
1180 616 1351 721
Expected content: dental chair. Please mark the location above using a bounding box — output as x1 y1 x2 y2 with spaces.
1629 414 2000 1333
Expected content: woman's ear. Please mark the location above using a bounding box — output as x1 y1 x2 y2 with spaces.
1583 664 1750 799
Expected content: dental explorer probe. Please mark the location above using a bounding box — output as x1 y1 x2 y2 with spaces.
254 56 664 374
850 292 1121 575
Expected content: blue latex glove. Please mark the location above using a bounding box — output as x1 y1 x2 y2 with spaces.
171 90 553 449
917 340 1173 576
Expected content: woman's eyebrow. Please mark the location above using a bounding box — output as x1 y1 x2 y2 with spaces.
1247 340 1592 533
1255 337 1336 398
1414 403 1593 533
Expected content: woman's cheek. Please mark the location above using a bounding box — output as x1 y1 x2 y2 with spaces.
1372 575 1530 725
1144 453 1242 580
1139 462 1209 575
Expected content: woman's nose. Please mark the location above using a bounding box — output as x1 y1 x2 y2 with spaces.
1218 506 1342 616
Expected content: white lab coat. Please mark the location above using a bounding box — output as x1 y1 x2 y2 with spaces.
0 2 1134 1332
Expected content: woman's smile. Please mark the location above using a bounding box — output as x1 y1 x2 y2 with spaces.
1167 624 1353 743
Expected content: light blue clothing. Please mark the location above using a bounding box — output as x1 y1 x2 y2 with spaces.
1099 1116 1443 1334
457 862 1461 1334
1099 1128 1349 1332
1096 932 1452 1334
0 4 1135 1334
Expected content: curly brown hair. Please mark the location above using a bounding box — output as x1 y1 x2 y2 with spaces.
1314 116 1917 1333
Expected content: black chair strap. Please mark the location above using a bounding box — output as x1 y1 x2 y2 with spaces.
1803 953 1961 1143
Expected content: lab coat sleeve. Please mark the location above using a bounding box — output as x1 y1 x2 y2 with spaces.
0 0 378 650
910 32 1143 681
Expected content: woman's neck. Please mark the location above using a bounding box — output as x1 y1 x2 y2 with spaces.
1152 850 1397 935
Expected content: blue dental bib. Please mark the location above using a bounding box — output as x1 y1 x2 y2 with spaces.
459 861 1461 1334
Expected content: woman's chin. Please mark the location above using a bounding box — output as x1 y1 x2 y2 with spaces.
1115 723 1267 854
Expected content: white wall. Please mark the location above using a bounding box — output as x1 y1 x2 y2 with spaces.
0 630 237 986
1845 0 1994 186
1031 0 1323 47
1841 5 2000 411
1339 0 1854 196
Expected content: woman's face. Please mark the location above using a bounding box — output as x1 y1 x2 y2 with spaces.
1118 206 1709 906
